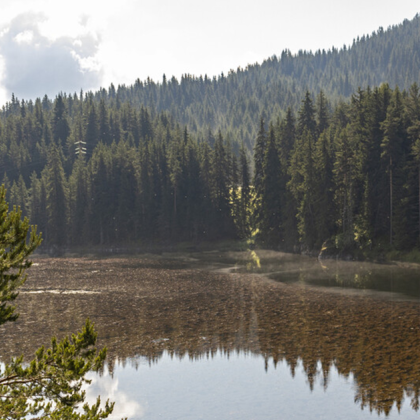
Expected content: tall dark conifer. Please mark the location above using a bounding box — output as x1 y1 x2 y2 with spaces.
46 144 68 247
252 117 267 229
237 143 251 238
260 125 283 246
381 87 407 246
52 95 70 144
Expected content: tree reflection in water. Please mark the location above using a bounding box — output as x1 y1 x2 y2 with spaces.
0 255 419 416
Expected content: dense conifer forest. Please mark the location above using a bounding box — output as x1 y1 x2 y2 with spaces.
1 15 420 255
3 14 416 152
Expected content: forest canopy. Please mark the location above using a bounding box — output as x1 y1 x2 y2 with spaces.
0 82 419 255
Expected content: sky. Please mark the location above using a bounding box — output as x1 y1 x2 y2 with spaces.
0 0 419 106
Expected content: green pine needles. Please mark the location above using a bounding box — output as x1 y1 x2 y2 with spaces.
0 185 41 326
0 185 117 419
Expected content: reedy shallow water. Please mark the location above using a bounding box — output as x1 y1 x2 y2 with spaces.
1 251 419 419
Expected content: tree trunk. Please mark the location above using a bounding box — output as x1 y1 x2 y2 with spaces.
390 156 393 246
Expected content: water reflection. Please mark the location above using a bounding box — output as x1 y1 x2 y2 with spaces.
85 353 420 420
0 254 419 417
84 366 144 419
235 250 420 299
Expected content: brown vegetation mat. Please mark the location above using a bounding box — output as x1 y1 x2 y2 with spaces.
1 256 420 415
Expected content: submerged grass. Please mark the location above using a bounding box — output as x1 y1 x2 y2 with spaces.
0 254 419 418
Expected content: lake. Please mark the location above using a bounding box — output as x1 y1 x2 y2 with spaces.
1 250 420 419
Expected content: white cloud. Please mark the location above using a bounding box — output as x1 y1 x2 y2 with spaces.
84 370 144 419
14 30 34 44
0 11 103 102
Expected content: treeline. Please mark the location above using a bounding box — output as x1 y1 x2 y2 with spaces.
0 94 248 247
3 15 419 154
1 83 420 253
254 84 420 254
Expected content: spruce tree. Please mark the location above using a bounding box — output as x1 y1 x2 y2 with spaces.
381 87 407 246
260 125 283 246
252 117 267 230
0 185 40 325
313 131 335 247
52 95 70 145
46 144 68 248
297 91 317 139
238 142 251 238
315 90 330 136
0 191 114 417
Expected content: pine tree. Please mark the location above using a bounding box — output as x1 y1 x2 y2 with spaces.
69 154 89 245
333 127 357 250
260 125 283 246
405 83 420 245
84 101 99 153
212 131 234 237
46 144 68 247
380 87 407 246
316 90 329 136
252 117 267 229
52 94 70 144
313 131 335 247
0 185 40 324
297 129 317 249
98 99 111 144
28 172 46 241
297 91 317 139
89 146 110 245
237 142 251 238
0 200 113 418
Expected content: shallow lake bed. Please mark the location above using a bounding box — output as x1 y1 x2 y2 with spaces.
1 251 420 419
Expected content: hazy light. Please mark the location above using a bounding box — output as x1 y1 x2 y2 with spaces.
0 0 418 105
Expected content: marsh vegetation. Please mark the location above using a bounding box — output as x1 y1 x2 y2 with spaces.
1 251 419 418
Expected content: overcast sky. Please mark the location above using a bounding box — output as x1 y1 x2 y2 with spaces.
0 0 418 106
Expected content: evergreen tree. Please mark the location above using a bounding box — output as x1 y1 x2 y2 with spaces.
237 142 251 238
84 101 99 153
313 131 335 247
52 94 70 144
0 184 40 324
380 87 407 246
0 193 114 418
212 131 234 237
46 144 68 247
297 91 317 139
316 90 330 136
405 83 420 245
259 125 283 246
333 127 356 249
69 154 89 245
252 117 267 229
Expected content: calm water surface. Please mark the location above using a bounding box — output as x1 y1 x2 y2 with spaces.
1 251 420 419
84 352 420 420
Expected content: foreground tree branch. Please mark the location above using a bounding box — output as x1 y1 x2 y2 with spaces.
0 185 120 419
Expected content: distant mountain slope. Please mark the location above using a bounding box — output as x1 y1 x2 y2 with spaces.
85 14 420 149
2 14 420 151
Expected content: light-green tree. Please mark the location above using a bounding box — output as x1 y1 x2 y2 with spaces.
0 185 117 419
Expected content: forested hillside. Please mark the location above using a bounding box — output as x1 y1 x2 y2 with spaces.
0 94 244 248
4 14 418 152
0 83 419 255
0 15 420 255
254 85 420 254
